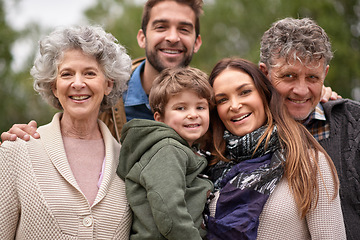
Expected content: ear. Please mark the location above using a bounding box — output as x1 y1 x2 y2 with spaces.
193 35 202 54
154 111 163 122
325 65 329 77
137 29 146 49
52 82 58 98
259 63 269 77
105 79 114 96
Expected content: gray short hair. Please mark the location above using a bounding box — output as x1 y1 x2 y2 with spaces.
31 25 132 112
260 17 333 69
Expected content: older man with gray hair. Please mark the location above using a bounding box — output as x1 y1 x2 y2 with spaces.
259 17 360 240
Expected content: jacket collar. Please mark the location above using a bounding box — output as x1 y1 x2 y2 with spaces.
37 112 120 207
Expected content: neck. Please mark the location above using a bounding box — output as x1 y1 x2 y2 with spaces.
141 60 160 95
60 112 102 140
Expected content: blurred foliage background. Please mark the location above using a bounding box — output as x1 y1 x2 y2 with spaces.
1 0 359 133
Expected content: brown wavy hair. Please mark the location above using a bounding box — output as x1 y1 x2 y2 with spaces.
207 57 338 218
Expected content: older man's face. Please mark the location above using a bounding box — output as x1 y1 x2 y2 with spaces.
264 57 329 120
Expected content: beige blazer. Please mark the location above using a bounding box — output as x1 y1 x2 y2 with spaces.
0 113 131 239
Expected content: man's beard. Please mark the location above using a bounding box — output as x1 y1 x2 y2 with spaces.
145 44 194 72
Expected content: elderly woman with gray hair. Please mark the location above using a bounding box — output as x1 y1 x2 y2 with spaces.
0 25 132 239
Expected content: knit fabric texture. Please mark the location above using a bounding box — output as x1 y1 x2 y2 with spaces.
0 113 132 239
209 152 346 239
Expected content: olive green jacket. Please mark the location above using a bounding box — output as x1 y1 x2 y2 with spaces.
117 119 213 240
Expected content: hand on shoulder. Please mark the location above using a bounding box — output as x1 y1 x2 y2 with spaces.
321 86 342 103
0 120 40 145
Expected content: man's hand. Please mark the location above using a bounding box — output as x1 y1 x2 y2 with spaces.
0 120 40 145
321 86 342 103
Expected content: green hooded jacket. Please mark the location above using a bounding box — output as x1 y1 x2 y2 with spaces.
117 119 213 240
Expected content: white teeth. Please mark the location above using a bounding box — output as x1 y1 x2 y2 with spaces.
162 49 180 54
290 99 307 104
186 124 199 128
232 113 250 122
71 96 89 100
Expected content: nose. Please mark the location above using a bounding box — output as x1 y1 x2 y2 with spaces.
165 27 180 43
71 74 85 89
186 110 199 119
229 98 242 112
292 77 309 96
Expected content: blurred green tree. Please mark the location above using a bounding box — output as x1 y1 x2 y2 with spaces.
0 0 55 133
1 0 359 133
85 0 360 99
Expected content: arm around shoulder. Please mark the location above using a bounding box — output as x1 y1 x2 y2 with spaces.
1 120 40 143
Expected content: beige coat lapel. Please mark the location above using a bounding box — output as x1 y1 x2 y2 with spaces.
38 113 81 192
93 120 121 206
37 113 121 207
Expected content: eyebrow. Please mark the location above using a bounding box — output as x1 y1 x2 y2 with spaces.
215 83 250 97
152 19 194 29
58 66 99 72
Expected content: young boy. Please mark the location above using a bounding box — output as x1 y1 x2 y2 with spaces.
117 67 214 240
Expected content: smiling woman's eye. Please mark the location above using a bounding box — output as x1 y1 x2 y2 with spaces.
85 71 96 76
216 98 227 104
240 89 252 95
60 72 72 78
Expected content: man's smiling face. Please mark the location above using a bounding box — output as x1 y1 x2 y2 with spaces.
137 1 202 72
267 56 328 120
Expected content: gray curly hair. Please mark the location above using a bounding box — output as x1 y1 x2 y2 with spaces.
260 17 333 69
31 25 132 112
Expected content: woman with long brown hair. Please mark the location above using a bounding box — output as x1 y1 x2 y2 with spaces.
205 58 345 239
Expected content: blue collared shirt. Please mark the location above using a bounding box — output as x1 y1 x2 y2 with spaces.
302 103 330 141
122 60 154 121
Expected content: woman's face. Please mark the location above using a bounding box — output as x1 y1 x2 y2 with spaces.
52 49 113 121
213 68 267 137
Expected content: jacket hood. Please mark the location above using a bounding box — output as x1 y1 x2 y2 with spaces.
117 119 188 179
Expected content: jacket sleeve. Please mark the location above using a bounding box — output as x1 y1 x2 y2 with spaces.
306 152 346 239
0 142 20 239
140 145 202 240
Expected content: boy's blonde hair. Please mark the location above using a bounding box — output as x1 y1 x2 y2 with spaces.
149 67 213 117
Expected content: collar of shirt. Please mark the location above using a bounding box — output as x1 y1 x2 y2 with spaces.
303 103 327 126
302 102 330 141
122 60 150 108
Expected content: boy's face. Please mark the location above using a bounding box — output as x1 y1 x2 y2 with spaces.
154 90 209 146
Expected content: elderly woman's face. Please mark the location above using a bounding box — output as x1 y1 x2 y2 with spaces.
213 68 266 137
52 49 113 121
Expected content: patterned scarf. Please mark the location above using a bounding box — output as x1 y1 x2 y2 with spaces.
225 125 280 162
206 125 285 240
